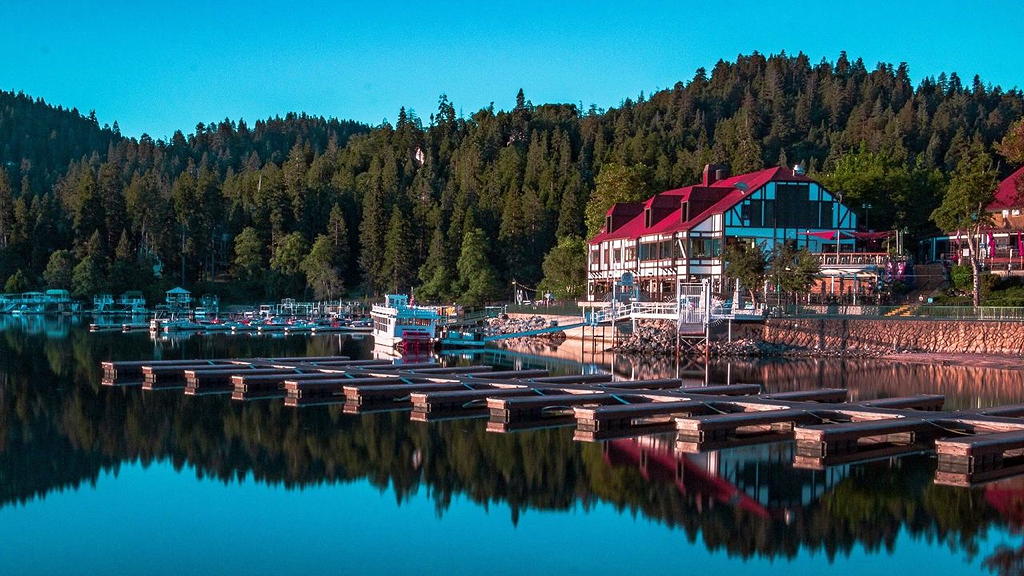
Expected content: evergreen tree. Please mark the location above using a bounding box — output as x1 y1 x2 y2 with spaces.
456 227 499 305
107 230 139 294
358 160 388 292
381 206 413 293
233 227 264 280
416 226 452 302
584 163 651 238
0 167 13 250
301 234 344 299
43 250 75 288
71 255 104 297
327 203 351 273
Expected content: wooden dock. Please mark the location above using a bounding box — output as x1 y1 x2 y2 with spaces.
98 355 1024 487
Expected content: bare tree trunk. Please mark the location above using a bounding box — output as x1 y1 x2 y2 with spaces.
968 232 982 307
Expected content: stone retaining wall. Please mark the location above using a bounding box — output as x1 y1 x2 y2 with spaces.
760 318 1024 356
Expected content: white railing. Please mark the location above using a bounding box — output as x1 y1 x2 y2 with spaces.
587 304 634 325
588 301 711 325
815 252 898 267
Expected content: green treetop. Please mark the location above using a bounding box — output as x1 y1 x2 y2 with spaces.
931 145 999 306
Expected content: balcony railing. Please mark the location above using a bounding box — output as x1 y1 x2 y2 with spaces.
814 252 898 267
941 253 1024 272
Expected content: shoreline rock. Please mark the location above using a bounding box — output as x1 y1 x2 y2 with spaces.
610 320 884 359
485 315 567 344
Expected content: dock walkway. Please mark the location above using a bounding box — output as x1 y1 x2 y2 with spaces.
99 355 1024 487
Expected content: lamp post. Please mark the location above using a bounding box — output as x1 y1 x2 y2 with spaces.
835 191 844 262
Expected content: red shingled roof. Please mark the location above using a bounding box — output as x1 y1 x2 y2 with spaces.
590 166 814 243
987 166 1024 211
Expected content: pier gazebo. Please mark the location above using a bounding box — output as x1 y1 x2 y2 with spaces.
165 287 192 311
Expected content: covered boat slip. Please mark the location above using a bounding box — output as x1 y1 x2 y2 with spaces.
99 355 1024 487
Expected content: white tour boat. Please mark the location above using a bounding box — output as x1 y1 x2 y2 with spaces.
370 294 440 348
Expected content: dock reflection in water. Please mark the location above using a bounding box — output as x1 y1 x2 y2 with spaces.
2 324 1024 575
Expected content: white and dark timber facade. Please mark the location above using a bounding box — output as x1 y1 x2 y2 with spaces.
586 164 868 303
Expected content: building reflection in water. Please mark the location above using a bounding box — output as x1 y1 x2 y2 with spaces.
3 323 1024 570
494 338 1024 410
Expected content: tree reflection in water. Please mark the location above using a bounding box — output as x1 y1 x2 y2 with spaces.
2 324 1024 571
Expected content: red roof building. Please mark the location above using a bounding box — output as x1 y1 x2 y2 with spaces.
586 164 865 303
987 166 1024 227
922 166 1024 266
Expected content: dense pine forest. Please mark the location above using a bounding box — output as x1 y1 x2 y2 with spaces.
1 52 1022 305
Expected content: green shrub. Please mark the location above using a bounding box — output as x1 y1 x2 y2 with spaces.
949 265 972 291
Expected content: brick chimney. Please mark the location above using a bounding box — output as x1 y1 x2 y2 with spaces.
702 163 730 186
702 164 716 186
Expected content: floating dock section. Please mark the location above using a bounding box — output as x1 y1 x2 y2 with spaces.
98 355 1024 487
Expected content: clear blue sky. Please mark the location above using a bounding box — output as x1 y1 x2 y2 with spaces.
4 0 1021 140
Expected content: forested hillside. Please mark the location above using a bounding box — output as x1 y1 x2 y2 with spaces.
1 52 1022 304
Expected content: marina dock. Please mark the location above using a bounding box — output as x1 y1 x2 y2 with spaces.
98 355 1024 487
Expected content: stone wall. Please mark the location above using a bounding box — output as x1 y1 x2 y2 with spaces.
759 318 1024 355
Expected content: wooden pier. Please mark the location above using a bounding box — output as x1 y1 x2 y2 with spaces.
98 355 1024 487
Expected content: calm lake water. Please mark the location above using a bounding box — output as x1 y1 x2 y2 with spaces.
2 316 1024 575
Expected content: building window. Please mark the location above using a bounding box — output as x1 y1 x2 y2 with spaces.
659 240 677 259
689 238 722 259
774 182 816 227
639 242 658 261
820 201 834 228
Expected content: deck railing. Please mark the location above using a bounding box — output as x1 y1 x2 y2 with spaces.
776 304 1024 321
505 302 584 317
814 252 895 267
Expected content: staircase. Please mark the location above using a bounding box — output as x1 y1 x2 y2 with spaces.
905 263 948 301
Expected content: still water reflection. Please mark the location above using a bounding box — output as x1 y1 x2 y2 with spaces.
2 323 1023 575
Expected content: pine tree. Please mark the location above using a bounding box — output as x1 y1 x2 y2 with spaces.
358 159 388 292
233 227 263 279
417 226 452 302
43 250 75 289
456 227 499 306
0 168 13 250
584 163 651 238
71 255 104 297
301 234 344 299
327 203 351 271
381 206 413 293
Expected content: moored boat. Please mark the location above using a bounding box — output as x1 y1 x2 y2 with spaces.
370 294 440 348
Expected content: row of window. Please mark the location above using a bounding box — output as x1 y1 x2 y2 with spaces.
590 238 722 265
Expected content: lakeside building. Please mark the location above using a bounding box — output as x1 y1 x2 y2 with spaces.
921 167 1024 275
584 164 903 305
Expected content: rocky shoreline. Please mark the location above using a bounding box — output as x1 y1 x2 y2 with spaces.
610 320 883 358
492 315 1024 361
486 315 566 344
